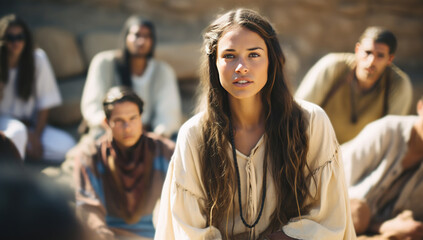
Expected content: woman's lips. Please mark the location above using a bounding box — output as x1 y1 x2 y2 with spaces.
233 78 253 87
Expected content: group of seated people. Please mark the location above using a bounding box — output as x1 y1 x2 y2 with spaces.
0 8 422 240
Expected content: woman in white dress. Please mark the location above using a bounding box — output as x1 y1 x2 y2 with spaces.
154 8 356 240
0 14 75 161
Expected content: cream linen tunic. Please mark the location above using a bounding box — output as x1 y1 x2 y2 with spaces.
295 53 412 144
81 50 182 137
154 100 356 240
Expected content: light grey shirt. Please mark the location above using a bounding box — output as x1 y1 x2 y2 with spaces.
342 115 423 220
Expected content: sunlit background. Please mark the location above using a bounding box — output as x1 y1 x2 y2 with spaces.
1 1 423 236
2 0 423 123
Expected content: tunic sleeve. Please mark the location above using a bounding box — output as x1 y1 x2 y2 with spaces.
154 115 222 240
340 117 391 187
387 65 413 115
150 61 182 137
283 101 357 240
81 51 115 128
34 49 61 110
282 154 356 239
294 54 346 105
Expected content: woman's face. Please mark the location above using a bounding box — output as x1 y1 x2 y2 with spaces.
125 24 153 57
216 26 268 102
5 25 25 59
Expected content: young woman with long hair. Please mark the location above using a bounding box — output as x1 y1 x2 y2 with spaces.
81 15 182 139
0 14 75 161
155 9 355 239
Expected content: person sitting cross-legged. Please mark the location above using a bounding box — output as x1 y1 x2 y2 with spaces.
74 86 175 240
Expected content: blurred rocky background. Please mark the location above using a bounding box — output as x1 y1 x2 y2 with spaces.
1 0 423 127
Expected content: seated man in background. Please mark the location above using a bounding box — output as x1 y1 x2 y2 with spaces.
74 86 174 240
295 26 412 144
342 95 423 239
81 15 182 139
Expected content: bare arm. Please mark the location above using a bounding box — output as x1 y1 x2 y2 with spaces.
27 109 48 159
372 210 423 240
34 109 48 137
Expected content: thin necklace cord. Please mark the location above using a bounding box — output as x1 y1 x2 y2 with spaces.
229 121 267 229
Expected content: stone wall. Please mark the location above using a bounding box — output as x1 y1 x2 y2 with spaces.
3 0 422 84
1 0 423 124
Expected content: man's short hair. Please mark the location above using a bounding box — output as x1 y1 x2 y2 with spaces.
359 26 397 54
103 86 144 120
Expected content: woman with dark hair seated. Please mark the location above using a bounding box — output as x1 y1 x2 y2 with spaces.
0 14 75 162
155 8 355 240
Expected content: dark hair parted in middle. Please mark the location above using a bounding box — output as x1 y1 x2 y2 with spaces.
115 16 156 88
0 14 35 101
198 8 315 234
103 86 144 120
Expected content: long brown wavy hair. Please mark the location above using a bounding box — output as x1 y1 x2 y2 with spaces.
198 8 315 234
0 14 35 101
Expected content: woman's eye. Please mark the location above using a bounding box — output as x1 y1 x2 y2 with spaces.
249 53 260 58
223 54 235 59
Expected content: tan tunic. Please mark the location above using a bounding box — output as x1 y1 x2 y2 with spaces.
295 53 413 144
154 100 356 240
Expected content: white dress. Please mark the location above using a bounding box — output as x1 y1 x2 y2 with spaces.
154 100 356 240
0 48 75 161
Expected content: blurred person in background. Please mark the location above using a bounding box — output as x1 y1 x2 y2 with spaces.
81 15 182 140
343 95 423 239
0 14 75 161
75 86 174 240
295 26 412 144
0 163 86 240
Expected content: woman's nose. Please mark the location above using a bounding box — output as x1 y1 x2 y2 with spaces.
235 59 248 73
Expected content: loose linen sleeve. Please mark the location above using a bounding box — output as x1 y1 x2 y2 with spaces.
283 101 357 240
341 116 392 188
154 115 222 240
151 61 182 137
81 51 115 128
34 49 61 110
387 65 413 115
294 54 346 105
